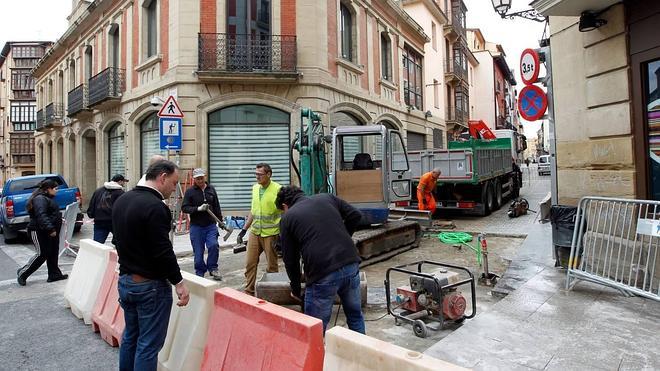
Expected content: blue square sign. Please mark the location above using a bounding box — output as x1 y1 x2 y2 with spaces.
159 117 182 150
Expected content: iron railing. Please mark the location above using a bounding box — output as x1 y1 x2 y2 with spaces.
446 106 468 125
198 33 297 73
445 59 467 81
45 103 64 126
88 67 125 107
36 109 45 130
67 83 89 117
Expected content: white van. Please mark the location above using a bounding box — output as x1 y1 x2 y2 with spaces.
538 155 551 176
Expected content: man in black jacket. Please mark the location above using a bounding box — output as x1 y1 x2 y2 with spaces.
276 185 365 334
181 168 223 280
112 160 189 371
87 174 127 244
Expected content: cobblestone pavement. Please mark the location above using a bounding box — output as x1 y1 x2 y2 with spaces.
446 164 550 236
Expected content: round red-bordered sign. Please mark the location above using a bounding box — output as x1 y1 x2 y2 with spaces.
518 85 548 121
520 48 540 85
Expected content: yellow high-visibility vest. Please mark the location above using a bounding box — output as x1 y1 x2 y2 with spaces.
250 181 282 237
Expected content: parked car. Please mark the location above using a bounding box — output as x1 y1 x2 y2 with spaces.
538 155 551 176
0 174 83 243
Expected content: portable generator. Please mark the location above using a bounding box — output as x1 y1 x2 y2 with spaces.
385 261 476 338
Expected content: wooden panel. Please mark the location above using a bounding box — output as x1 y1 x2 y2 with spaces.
336 169 384 203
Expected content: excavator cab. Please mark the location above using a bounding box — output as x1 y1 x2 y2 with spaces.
331 125 412 224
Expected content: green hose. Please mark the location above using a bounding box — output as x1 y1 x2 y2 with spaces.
437 232 482 266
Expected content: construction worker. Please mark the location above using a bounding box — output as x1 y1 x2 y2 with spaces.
181 168 223 280
276 185 365 334
236 163 282 295
417 167 441 214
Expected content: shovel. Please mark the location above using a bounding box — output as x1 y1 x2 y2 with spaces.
205 208 233 241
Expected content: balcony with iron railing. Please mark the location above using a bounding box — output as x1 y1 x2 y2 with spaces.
446 106 468 127
89 67 125 109
36 109 45 131
444 59 468 84
45 103 64 127
67 83 91 118
197 33 299 82
444 10 466 40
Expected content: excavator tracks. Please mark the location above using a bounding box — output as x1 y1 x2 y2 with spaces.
354 220 422 268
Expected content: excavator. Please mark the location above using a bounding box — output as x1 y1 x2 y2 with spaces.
289 108 423 266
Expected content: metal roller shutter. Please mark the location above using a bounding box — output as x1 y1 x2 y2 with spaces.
407 131 426 151
209 120 290 211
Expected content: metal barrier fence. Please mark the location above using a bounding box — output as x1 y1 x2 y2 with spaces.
567 196 660 301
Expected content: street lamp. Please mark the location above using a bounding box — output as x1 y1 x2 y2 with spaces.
491 0 546 22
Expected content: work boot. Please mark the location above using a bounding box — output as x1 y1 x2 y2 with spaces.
210 270 222 281
47 274 69 283
17 269 26 286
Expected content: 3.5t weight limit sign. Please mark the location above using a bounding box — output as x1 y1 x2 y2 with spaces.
520 48 540 85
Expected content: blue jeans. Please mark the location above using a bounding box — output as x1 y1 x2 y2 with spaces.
304 262 365 334
190 224 219 276
118 275 173 371
93 224 112 244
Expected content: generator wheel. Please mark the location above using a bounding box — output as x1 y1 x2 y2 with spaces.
412 320 428 338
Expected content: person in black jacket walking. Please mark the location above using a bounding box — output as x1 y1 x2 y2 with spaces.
181 168 223 280
112 159 189 371
17 179 68 286
275 185 365 334
87 174 127 244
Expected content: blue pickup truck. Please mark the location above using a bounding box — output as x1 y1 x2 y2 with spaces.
0 174 83 242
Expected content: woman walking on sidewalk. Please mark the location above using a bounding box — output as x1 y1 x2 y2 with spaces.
16 179 68 286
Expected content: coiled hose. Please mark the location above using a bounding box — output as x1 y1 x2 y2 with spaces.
437 232 482 266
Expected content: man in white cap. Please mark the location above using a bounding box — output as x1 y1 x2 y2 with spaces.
181 168 223 280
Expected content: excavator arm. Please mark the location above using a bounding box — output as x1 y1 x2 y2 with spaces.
468 120 497 140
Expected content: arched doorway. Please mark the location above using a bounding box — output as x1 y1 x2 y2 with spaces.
46 141 53 173
208 104 290 210
139 113 165 173
81 130 97 210
68 135 77 185
56 138 64 174
37 142 44 174
107 122 126 178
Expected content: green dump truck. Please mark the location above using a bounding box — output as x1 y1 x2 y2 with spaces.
408 128 525 216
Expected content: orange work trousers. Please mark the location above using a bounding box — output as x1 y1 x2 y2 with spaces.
417 191 436 214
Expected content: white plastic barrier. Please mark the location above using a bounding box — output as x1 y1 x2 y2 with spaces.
158 272 220 371
324 327 469 371
63 239 113 324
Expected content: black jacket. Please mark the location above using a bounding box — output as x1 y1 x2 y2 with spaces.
279 193 363 297
27 193 62 233
181 183 222 227
87 182 125 227
112 186 182 285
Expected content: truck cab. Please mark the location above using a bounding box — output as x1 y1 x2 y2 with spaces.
330 125 412 223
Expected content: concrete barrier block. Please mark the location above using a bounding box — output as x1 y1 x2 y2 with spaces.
256 272 368 306
324 327 469 371
158 272 220 371
64 239 113 324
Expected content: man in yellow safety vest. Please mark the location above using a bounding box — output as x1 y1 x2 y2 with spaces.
237 163 282 295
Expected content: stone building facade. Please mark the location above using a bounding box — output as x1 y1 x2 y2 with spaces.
32 0 452 211
0 42 51 183
531 0 660 204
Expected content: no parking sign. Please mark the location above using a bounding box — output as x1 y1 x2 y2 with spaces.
518 85 548 121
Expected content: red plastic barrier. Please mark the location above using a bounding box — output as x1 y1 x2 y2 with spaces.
91 250 124 347
201 287 324 371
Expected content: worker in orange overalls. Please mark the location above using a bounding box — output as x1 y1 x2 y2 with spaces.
417 168 441 214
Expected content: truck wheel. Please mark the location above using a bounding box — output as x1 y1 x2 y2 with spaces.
486 182 495 213
480 183 492 216
494 180 503 210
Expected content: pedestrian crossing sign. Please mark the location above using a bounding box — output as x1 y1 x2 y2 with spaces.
158 95 184 118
